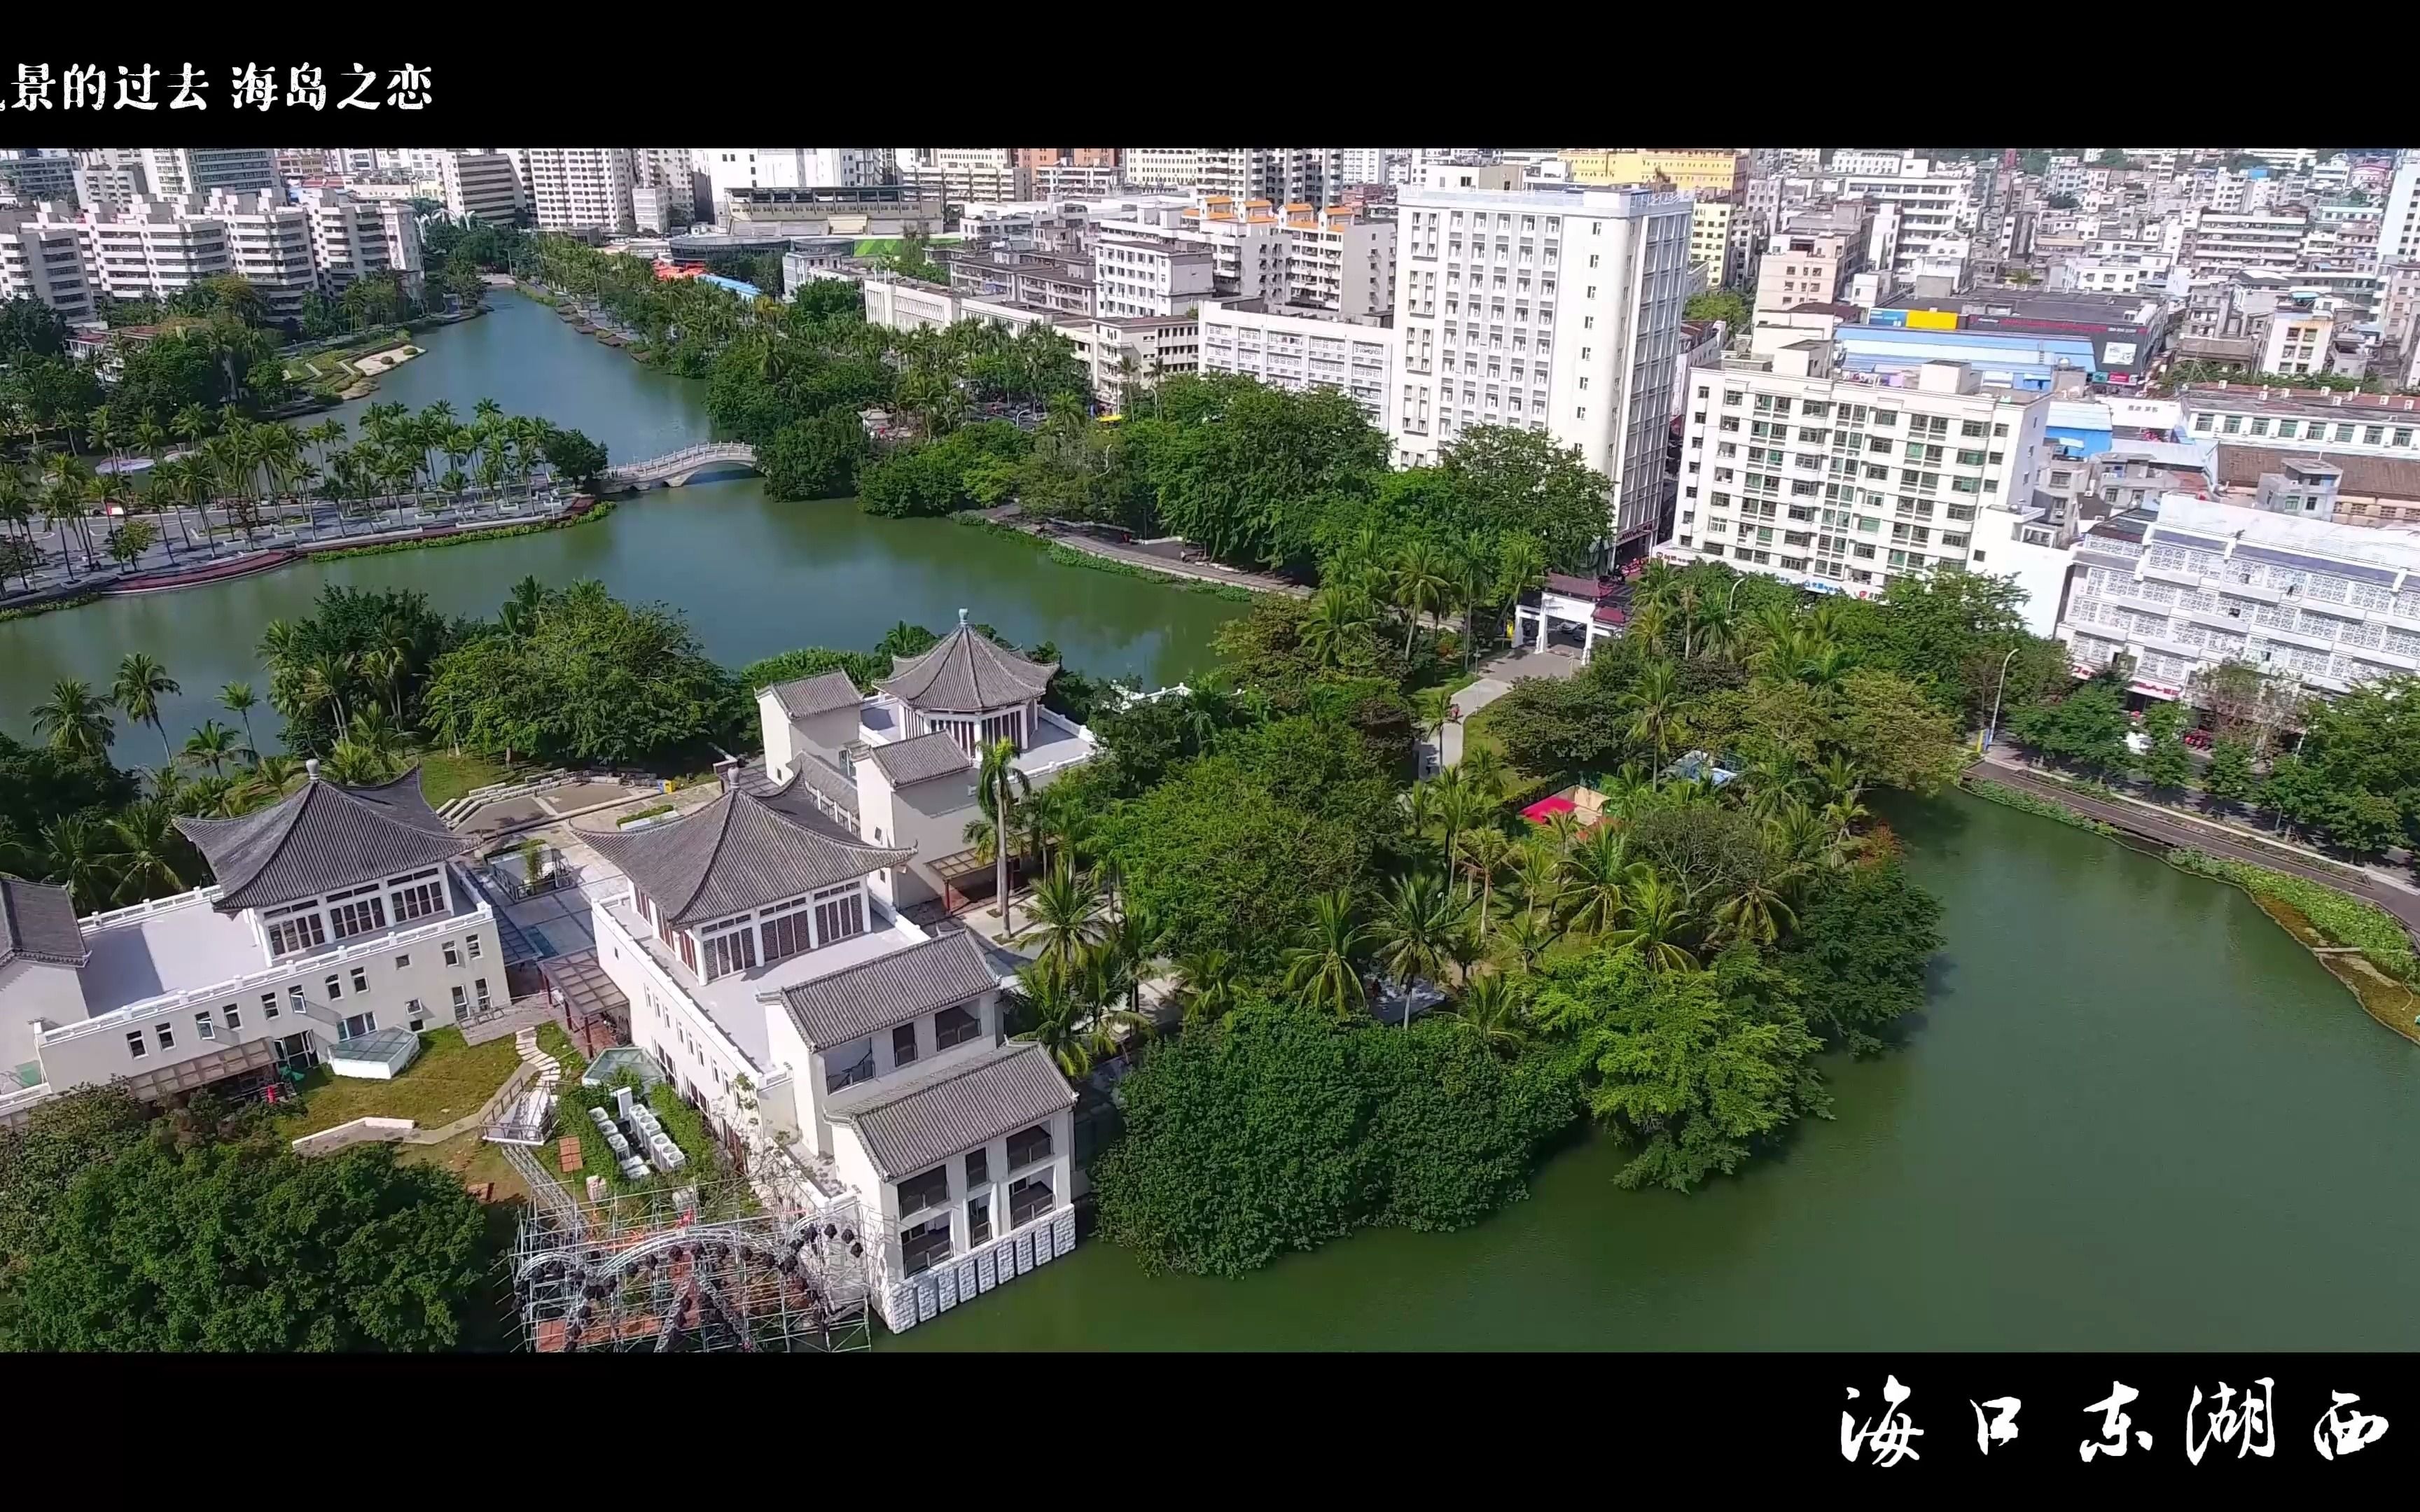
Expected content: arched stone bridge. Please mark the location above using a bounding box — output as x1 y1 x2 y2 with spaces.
601 442 760 491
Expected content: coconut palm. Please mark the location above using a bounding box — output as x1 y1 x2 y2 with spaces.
30 678 114 760
1604 871 1701 972
321 739 394 786
1494 909 1556 974
1368 869 1472 1017
111 652 181 764
971 736 1031 932
1512 834 1565 926
180 719 246 777
1389 538 1455 659
218 681 260 757
1427 766 1486 880
298 651 355 730
1620 658 1686 775
1713 865 1802 947
1454 825 1515 932
1004 960 1136 1080
1559 823 1641 936
1445 969 1529 1057
1013 856 1108 981
1094 902 1170 1018
1280 888 1370 1019
1300 585 1375 670
106 800 188 904
40 814 118 909
1172 948 1237 1027
246 753 304 806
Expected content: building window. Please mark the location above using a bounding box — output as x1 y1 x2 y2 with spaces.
1007 1122 1052 1171
965 1145 989 1189
935 1003 981 1051
896 1164 950 1216
406 999 425 1032
1008 1173 1055 1228
443 941 459 967
126 1030 147 1060
394 953 410 969
325 973 344 1002
153 1023 174 1051
195 1009 215 1042
340 1011 376 1041
891 1022 919 1068
966 1195 992 1248
350 966 369 995
900 1216 952 1277
326 886 387 940
288 983 306 1018
264 907 326 957
474 979 491 1011
814 884 865 946
702 927 757 981
261 991 279 1020
391 878 445 923
223 1001 241 1031
825 1038 875 1092
466 934 481 961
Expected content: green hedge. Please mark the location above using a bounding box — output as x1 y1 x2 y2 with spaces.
2167 848 2418 982
304 503 611 561
1963 778 2117 836
0 591 101 622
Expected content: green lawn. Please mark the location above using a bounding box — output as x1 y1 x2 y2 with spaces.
272 1026 523 1138
413 749 515 807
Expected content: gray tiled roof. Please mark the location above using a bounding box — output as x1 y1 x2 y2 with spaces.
779 930 999 1046
765 669 864 720
826 1041 1075 1180
576 788 910 927
173 769 467 913
877 617 1055 713
737 752 861 818
866 732 972 788
0 874 86 967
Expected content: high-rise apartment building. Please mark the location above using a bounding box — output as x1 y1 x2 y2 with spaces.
0 150 76 206
1391 182 1695 551
440 150 525 223
1116 148 1340 205
0 211 95 323
1661 348 2065 625
1013 148 1118 170
139 148 281 198
1120 148 1204 190
695 148 893 214
517 148 636 234
2381 150 2420 268
293 187 422 296
203 190 317 323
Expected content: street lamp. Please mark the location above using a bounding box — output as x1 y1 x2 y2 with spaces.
1726 573 1748 612
1984 646 2019 754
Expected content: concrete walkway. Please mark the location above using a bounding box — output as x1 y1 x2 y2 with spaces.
1965 758 2420 936
1433 648 1583 771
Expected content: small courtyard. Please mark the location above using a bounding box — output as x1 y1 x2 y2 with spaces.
270 1026 524 1140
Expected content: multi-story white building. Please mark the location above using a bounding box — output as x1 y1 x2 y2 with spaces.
0 150 76 206
519 148 636 234
74 197 230 305
0 210 95 323
2183 208 2309 274
2183 384 2420 461
1755 225 1862 314
1284 202 1395 319
441 150 525 223
1659 347 2068 628
1178 197 1288 301
1 768 507 1128
1090 234 1215 318
70 148 148 215
1391 181 1693 550
1198 298 1397 431
695 148 893 215
2384 260 2420 350
293 186 423 298
1118 148 1339 204
139 148 280 198
202 190 316 323
1120 148 1204 190
1837 172 1970 277
2059 494 2420 701
576 618 1093 1331
2379 150 2420 269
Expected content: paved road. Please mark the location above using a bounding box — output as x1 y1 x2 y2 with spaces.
1433 648 1583 772
1967 760 2420 935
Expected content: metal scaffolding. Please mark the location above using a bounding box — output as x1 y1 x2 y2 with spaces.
509 1180 873 1354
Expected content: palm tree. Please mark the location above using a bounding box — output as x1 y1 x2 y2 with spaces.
107 800 188 904
1454 825 1515 933
1014 856 1108 981
218 681 260 757
299 651 355 730
1369 869 1472 1021
1604 871 1700 972
1280 888 1370 1019
1427 766 1486 882
1389 538 1455 659
1004 960 1132 1079
1445 970 1529 1057
180 719 246 777
1300 585 1375 670
972 736 1031 933
111 652 181 764
246 753 304 806
1172 948 1237 1027
321 739 394 785
40 813 118 909
30 679 114 760
1494 909 1556 974
1620 658 1686 775
1512 834 1565 926
1714 867 1802 947
1559 823 1641 936
1094 904 1169 1018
